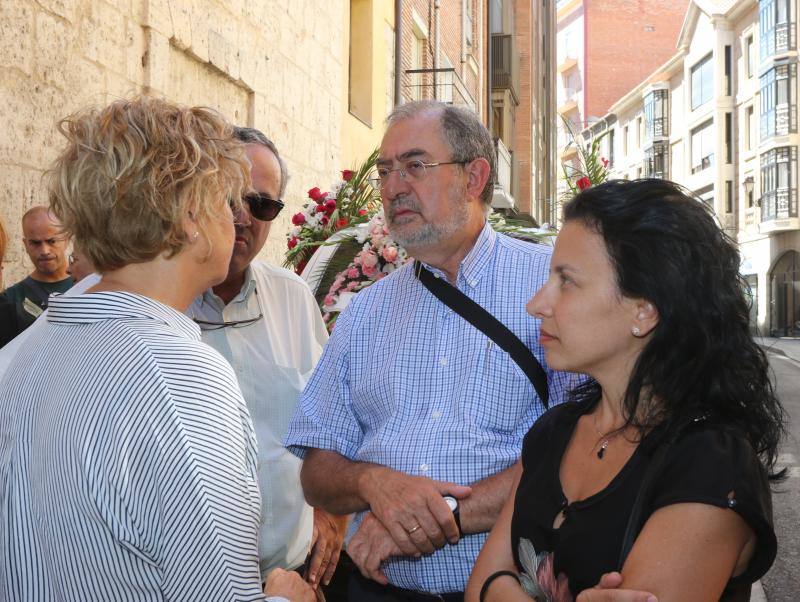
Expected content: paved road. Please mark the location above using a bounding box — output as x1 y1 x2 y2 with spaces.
759 342 800 601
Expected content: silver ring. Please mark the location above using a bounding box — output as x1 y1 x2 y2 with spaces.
406 524 421 535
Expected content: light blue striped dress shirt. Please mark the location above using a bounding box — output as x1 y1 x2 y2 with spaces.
285 223 577 593
0 292 280 601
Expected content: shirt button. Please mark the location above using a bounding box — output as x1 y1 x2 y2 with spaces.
431 410 442 420
420 463 429 473
439 357 448 366
470 280 477 287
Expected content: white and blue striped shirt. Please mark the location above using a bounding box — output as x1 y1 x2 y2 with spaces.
286 223 577 593
0 292 276 601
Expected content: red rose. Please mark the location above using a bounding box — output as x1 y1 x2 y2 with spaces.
337 217 349 228
324 199 337 213
291 212 306 226
307 187 324 201
287 236 298 249
358 209 368 216
295 259 307 275
315 204 327 214
320 215 330 226
576 176 592 191
341 170 355 181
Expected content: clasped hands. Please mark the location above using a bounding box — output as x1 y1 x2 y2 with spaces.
347 467 471 584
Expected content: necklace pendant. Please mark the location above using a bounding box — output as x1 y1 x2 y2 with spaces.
597 440 609 459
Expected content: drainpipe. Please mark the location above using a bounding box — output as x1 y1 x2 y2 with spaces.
395 0 403 106
434 0 441 98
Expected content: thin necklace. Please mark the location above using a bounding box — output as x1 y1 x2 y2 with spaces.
592 414 624 459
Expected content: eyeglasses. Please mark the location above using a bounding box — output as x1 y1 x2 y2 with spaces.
368 159 467 190
193 311 263 331
235 192 285 222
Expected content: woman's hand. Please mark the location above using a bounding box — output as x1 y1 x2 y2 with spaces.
576 572 656 602
264 568 317 602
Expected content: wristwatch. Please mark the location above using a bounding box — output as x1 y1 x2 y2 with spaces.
443 495 464 537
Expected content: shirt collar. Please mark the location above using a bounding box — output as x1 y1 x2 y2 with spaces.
46 291 201 341
199 265 258 312
422 220 496 289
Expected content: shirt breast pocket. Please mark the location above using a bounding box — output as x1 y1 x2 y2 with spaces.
465 344 535 433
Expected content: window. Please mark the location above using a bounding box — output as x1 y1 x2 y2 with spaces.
623 125 629 155
691 54 714 110
644 88 669 140
607 128 615 167
691 120 715 173
760 63 797 139
349 0 373 124
760 146 798 220
745 34 754 79
725 180 733 213
760 0 796 60
745 105 755 150
644 142 669 179
465 0 474 47
724 45 732 96
725 112 733 164
636 116 643 148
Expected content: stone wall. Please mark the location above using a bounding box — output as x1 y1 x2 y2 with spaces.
0 0 346 285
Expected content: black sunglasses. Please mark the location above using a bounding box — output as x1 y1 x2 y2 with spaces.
237 192 285 222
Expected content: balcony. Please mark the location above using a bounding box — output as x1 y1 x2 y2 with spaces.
761 188 798 221
557 56 578 74
404 68 476 112
492 138 515 209
491 34 520 104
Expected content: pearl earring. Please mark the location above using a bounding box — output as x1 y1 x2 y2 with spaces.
192 232 199 241
631 326 641 336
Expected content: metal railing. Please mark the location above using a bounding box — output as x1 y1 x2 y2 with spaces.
404 68 476 112
491 34 520 103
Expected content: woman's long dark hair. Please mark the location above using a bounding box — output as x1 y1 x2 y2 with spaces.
563 179 785 473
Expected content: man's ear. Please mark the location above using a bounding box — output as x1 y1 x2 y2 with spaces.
633 300 659 337
464 157 491 203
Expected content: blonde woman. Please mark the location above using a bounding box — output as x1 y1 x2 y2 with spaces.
0 97 313 602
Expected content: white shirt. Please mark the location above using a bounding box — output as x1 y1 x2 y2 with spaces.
0 291 277 601
189 261 328 577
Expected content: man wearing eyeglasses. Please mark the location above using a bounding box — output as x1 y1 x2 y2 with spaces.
188 127 348 595
0 206 73 346
285 101 576 601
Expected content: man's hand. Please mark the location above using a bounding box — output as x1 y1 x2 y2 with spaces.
305 508 349 589
264 568 316 602
360 465 471 556
347 511 402 585
576 572 657 602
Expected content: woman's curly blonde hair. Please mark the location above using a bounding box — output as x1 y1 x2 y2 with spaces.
48 96 250 272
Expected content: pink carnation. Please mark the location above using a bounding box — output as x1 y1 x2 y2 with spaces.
382 246 398 262
362 263 378 277
360 250 379 268
323 294 336 307
347 267 360 279
346 281 360 291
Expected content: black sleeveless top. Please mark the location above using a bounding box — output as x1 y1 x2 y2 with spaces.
511 401 777 599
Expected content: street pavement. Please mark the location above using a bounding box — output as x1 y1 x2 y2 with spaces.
756 338 800 601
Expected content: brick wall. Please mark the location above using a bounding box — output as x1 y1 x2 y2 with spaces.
585 0 689 120
400 0 483 115
0 0 345 284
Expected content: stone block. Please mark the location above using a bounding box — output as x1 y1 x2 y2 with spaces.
124 19 146 85
0 1 34 76
35 10 75 90
37 0 78 23
143 28 170 94
141 0 173 38
170 0 192 51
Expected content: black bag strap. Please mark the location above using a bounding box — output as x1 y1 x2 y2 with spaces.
413 260 549 406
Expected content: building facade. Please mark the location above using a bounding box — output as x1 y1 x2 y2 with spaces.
555 0 688 223
1 0 347 283
583 0 800 337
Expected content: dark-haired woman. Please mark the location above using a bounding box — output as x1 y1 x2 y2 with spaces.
466 179 784 602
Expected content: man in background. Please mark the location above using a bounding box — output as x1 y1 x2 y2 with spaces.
189 127 348 596
0 206 73 345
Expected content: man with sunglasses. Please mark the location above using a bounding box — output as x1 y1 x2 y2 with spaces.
189 127 348 595
0 206 73 346
285 101 578 601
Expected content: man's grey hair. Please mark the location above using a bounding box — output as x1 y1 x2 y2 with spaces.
386 100 496 206
233 126 289 198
